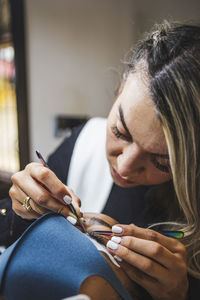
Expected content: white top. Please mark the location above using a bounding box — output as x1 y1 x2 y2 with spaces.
67 118 113 213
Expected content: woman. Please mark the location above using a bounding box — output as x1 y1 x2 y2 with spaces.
6 21 200 299
0 212 147 300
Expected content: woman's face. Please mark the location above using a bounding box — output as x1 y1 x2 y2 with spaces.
106 72 172 187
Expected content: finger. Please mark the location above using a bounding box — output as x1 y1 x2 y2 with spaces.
112 223 184 254
11 185 50 216
30 197 77 221
63 186 82 218
118 236 177 269
120 260 160 296
11 184 78 220
121 259 188 300
18 200 41 219
10 186 41 220
28 198 51 215
24 163 72 203
67 187 82 206
26 164 82 217
12 173 71 218
106 241 168 282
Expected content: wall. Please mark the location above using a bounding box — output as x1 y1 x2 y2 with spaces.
25 0 200 161
25 0 135 160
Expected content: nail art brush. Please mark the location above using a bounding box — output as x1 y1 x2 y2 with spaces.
91 230 184 239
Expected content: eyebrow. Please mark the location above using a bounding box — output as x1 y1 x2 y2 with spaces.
89 217 112 229
118 104 169 159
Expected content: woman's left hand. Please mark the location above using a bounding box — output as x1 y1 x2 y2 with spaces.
106 224 188 300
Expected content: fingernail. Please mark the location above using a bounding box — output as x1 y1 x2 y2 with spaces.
114 255 123 262
107 240 119 250
63 195 72 205
112 225 123 234
67 216 77 225
79 217 85 223
111 236 121 244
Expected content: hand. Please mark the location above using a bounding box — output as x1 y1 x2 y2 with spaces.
107 224 188 300
9 162 82 220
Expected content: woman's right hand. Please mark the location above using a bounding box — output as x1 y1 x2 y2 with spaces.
9 162 82 220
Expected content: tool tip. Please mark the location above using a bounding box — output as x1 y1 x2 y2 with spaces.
36 150 41 159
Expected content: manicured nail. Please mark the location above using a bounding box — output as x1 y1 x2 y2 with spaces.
107 240 119 250
112 225 123 234
111 236 121 244
79 217 85 223
114 255 123 262
67 216 77 225
63 195 72 205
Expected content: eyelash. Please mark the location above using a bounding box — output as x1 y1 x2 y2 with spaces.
111 126 170 173
111 126 132 142
151 156 170 173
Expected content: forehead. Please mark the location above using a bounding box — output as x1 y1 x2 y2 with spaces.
83 213 117 227
119 73 167 153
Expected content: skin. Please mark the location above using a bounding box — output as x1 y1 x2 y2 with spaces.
106 72 188 300
9 71 188 299
106 72 171 187
9 163 82 220
78 213 144 300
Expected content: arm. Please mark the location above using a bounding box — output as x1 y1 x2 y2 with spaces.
1 125 84 246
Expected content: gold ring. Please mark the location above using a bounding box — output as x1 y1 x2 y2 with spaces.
22 196 32 212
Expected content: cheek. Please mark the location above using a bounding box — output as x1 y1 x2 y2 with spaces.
146 164 172 184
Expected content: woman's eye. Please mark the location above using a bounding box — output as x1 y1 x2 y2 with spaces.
111 126 132 142
151 156 170 173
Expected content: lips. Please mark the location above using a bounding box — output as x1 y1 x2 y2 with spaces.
112 167 134 185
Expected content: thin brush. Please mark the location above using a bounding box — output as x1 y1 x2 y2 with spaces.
158 231 184 238
36 150 87 233
36 150 49 168
91 230 184 239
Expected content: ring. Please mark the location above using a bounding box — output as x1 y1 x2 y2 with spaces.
22 196 32 212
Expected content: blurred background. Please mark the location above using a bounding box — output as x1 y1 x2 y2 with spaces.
0 0 199 197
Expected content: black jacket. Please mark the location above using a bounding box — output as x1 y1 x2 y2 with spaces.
0 123 199 299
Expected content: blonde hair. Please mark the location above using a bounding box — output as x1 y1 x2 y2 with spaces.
127 21 200 278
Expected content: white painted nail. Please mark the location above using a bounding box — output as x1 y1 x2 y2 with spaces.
111 236 121 244
63 195 72 205
114 255 123 262
112 225 123 234
107 240 119 250
67 216 77 225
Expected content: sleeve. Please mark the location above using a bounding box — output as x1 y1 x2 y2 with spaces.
188 274 200 299
0 197 33 247
0 124 85 248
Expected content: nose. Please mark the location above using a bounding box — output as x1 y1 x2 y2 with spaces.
117 144 145 178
